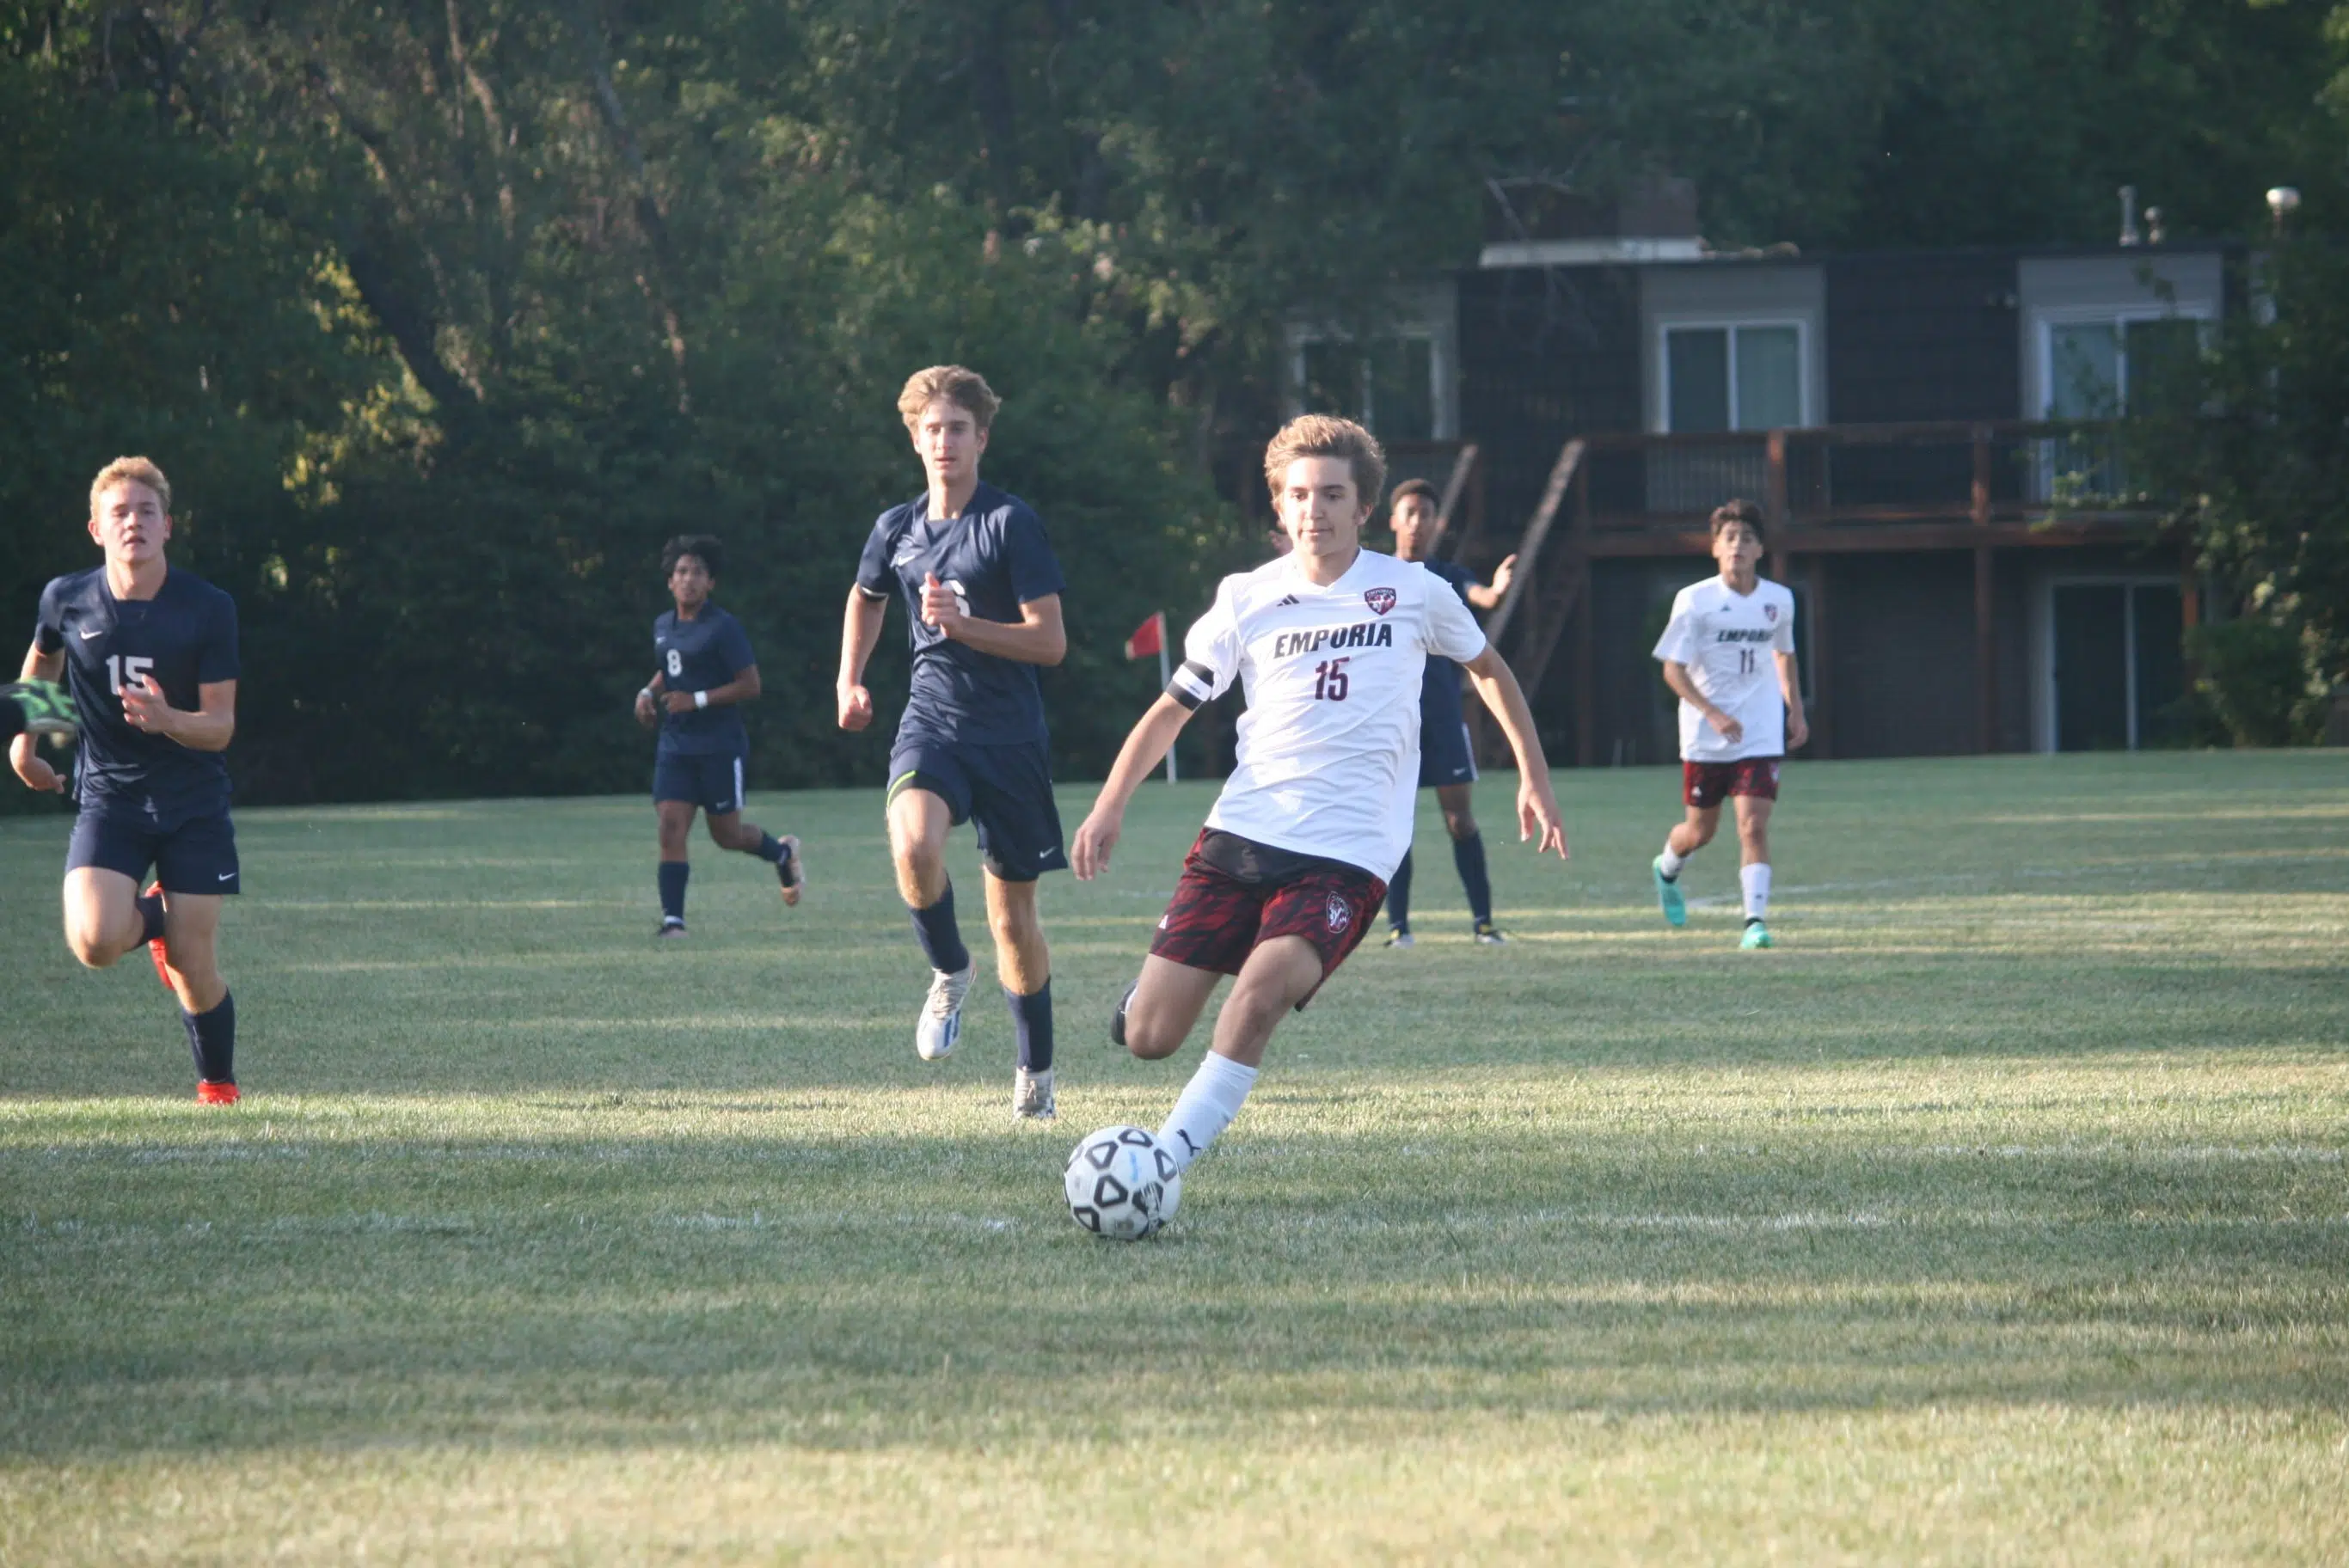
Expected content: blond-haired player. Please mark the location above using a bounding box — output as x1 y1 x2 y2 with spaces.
838 366 1070 1118
1650 499 1808 948
1073 415 1567 1181
12 458 246 1101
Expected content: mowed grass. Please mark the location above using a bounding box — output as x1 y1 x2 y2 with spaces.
3 751 2346 1564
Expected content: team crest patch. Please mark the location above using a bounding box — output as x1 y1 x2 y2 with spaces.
1363 586 1397 616
1325 894 1352 934
1764 603 1778 622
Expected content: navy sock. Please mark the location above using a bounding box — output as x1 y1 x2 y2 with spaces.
1387 848 1414 932
1453 830 1493 925
910 883 971 974
137 890 167 946
183 991 236 1084
1006 980 1054 1072
751 831 788 864
658 861 690 923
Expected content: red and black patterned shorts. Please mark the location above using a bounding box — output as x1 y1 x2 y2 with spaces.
1149 831 1386 1006
1683 756 1782 808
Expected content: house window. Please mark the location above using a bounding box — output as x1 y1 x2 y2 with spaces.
1293 334 1438 442
2036 312 2207 498
2046 578 2186 750
1661 323 1806 432
2044 316 2202 420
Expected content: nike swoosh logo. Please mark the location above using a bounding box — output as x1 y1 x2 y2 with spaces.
218 873 235 881
78 628 102 640
892 552 919 568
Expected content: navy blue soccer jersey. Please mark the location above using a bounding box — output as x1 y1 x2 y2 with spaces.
855 481 1066 746
34 567 238 821
653 605 755 756
1417 560 1479 708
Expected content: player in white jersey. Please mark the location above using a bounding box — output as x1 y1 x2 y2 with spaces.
1070 415 1567 1179
1648 499 1808 948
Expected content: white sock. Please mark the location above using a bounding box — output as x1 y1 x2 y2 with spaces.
1157 1051 1259 1172
1658 842 1688 879
1741 862 1771 921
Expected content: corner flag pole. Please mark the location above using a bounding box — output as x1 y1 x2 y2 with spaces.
1158 640 1177 783
1124 609 1176 784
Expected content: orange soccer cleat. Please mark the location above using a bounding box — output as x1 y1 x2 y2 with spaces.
141 884 171 989
196 1079 241 1106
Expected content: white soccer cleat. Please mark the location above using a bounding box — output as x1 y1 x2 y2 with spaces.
1013 1066 1056 1120
915 964 975 1061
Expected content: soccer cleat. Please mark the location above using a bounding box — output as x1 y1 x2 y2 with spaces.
1653 856 1687 928
1108 979 1138 1049
656 918 688 939
0 678 80 741
141 884 171 989
776 835 804 908
1383 928 1415 950
196 1079 240 1106
1740 920 1774 950
1473 922 1509 945
916 964 975 1060
1013 1066 1056 1120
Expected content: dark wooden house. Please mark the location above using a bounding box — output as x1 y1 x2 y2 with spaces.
1287 217 2239 764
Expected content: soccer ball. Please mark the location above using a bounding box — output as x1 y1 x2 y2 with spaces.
1064 1124 1181 1240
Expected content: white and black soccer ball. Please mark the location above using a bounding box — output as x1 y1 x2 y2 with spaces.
1064 1124 1181 1240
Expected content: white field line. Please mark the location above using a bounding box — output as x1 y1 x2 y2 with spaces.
14 1207 2346 1246
1676 853 2349 909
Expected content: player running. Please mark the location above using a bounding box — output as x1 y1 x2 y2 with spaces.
837 365 1070 1119
1073 415 1568 1176
633 534 803 937
1382 476 1518 948
1649 499 1808 948
9 458 247 1102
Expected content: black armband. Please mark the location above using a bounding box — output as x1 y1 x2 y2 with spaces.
1166 659 1217 711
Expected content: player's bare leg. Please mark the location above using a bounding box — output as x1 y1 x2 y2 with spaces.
889 785 974 1059
705 808 803 907
1733 793 1776 948
1116 953 1225 1060
61 867 148 970
985 870 1057 1117
1653 802 1721 929
155 893 228 1014
1153 936 1322 1171
655 799 696 935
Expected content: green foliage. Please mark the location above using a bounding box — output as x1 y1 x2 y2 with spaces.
6 1 2349 799
2128 238 2349 748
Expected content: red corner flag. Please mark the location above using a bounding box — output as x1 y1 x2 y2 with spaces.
1123 610 1165 661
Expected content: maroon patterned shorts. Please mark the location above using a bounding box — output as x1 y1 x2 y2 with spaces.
1684 756 1782 808
1149 832 1387 1003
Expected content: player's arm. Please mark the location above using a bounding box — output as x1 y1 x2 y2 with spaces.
660 665 761 715
1661 659 1742 745
1070 694 1192 879
1776 650 1810 750
9 640 66 792
1461 644 1568 860
918 579 1066 666
1464 554 1518 611
121 677 234 751
837 585 887 731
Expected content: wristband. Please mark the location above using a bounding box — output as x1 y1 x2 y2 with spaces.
694 690 708 710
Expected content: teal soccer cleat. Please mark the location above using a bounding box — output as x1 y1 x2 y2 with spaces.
1740 920 1773 950
1653 856 1687 928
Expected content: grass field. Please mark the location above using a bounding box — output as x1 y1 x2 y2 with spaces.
3 751 2346 1563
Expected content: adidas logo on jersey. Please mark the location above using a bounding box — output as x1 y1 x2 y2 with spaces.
1275 594 1299 607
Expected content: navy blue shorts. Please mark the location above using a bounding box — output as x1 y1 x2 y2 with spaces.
66 805 240 894
653 748 747 815
1418 677 1478 790
887 737 1066 883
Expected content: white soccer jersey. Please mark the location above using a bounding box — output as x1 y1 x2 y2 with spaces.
1167 548 1487 881
1652 575 1797 763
